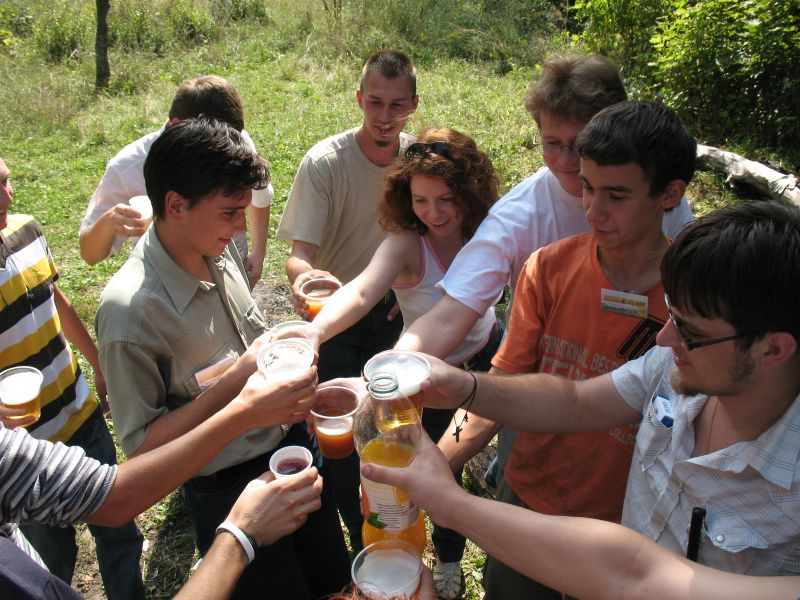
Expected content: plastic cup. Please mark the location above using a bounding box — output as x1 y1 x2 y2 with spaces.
269 445 313 478
257 338 314 380
0 366 44 426
300 277 342 319
311 386 361 459
363 351 431 416
128 195 153 222
268 319 311 342
351 540 423 599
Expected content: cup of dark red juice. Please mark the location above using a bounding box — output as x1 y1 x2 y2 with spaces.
269 445 313 478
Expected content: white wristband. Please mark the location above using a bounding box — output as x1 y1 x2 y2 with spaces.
216 521 256 564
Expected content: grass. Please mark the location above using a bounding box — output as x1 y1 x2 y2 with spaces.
0 1 748 598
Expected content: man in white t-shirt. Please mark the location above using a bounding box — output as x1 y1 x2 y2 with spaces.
395 54 694 490
79 75 273 287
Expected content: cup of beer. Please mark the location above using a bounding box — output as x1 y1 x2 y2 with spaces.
257 338 314 380
268 319 311 342
269 445 313 478
299 277 341 319
363 351 431 416
0 366 44 426
351 539 423 599
311 386 361 459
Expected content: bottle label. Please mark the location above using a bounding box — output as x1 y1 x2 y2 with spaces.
360 476 419 531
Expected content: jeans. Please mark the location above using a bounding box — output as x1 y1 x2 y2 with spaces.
20 408 145 600
316 293 404 550
182 424 351 600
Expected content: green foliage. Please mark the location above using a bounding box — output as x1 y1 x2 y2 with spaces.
165 1 219 44
211 0 273 23
651 0 800 157
311 0 564 68
571 0 800 168
33 0 92 62
572 0 667 70
108 0 170 54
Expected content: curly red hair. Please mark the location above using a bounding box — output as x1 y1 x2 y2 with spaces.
379 127 499 239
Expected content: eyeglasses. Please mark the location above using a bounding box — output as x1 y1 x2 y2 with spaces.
406 141 451 159
532 136 579 159
664 294 751 351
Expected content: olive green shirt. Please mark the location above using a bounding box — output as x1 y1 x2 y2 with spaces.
96 227 283 476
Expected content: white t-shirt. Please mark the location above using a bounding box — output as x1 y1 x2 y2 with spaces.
81 127 273 255
277 128 415 284
441 167 695 315
393 233 495 365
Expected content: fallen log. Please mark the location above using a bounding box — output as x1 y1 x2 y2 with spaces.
697 144 800 207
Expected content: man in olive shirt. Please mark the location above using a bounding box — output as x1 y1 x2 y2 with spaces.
96 118 349 599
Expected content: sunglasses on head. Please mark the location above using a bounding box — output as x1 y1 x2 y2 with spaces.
405 141 451 159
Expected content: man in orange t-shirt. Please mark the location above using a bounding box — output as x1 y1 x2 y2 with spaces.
445 101 698 599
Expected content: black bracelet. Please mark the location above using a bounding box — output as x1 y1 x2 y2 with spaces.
452 372 478 443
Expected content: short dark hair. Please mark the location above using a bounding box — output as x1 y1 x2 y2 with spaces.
576 101 696 196
144 118 269 219
379 128 499 239
360 50 417 96
168 75 245 132
662 201 800 348
524 54 626 126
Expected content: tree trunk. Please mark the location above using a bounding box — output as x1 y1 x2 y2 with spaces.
95 0 110 91
696 144 800 207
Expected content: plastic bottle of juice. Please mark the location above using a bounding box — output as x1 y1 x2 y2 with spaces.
354 371 427 554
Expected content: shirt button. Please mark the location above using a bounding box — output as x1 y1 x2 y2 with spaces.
715 534 725 543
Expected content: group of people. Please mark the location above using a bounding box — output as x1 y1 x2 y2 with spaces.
0 46 797 600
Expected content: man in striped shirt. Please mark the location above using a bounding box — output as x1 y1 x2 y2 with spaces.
0 157 145 599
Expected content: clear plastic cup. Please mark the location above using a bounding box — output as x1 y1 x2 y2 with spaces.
128 195 153 222
351 539 423 599
299 277 342 319
363 350 431 415
268 319 311 342
310 386 361 459
0 366 44 426
269 445 313 478
257 338 314 380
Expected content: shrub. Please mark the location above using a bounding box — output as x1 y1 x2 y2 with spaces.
651 0 799 155
109 0 169 54
211 0 272 23
33 0 92 62
166 1 218 44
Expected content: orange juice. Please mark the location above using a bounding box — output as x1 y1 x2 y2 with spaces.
359 438 427 553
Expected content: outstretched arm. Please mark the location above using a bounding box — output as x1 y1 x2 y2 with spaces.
394 294 482 359
420 356 640 434
87 367 318 526
175 468 323 600
303 234 413 349
364 433 800 600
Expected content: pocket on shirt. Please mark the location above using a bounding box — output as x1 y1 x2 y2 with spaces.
636 402 673 470
180 343 240 398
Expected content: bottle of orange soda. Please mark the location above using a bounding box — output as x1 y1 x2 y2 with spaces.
354 371 426 553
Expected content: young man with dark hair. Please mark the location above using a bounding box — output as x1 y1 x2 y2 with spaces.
80 75 272 288
96 119 350 599
434 101 696 598
418 200 800 579
0 157 146 600
276 49 419 551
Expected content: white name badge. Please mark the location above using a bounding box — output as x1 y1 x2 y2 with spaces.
600 288 649 318
194 354 238 390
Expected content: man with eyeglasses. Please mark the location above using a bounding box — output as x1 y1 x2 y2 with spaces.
276 50 418 550
417 199 800 580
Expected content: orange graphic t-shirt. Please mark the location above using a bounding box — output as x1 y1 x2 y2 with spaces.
493 233 668 522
